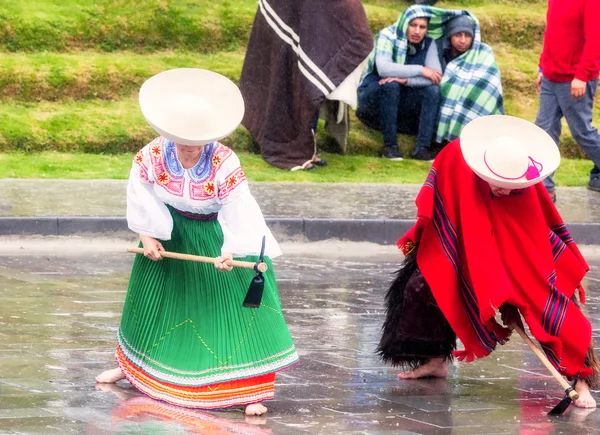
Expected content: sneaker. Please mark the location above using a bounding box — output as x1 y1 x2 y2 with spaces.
588 176 600 192
383 145 403 161
412 147 434 161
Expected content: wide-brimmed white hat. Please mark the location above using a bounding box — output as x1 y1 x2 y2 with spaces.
139 68 244 146
460 115 560 189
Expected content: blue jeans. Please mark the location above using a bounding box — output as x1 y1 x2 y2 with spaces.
535 77 600 191
357 76 440 149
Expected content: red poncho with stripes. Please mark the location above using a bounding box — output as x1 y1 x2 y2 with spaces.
398 139 592 378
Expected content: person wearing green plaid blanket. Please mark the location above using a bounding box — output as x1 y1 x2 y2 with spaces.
356 7 442 161
437 16 475 72
356 5 504 161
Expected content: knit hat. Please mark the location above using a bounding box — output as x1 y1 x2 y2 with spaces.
446 15 475 38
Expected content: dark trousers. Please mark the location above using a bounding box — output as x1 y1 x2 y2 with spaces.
357 76 440 149
535 77 600 191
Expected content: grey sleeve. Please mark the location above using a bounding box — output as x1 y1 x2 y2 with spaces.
376 56 423 78
406 42 442 87
425 41 442 73
406 76 433 87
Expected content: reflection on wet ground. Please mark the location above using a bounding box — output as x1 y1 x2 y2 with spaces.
0 238 598 434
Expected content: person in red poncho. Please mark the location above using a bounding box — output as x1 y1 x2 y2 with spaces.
378 115 599 409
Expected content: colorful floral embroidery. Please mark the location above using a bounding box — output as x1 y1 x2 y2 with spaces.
134 150 150 182
188 143 216 183
212 154 223 167
149 138 185 197
157 172 171 185
164 141 184 178
218 167 247 201
190 180 216 200
146 139 241 201
227 174 238 188
151 144 162 157
188 143 233 201
210 145 233 173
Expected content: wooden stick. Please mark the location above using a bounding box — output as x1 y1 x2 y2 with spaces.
514 325 579 401
127 247 268 273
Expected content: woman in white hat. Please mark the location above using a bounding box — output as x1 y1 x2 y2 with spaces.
379 115 599 409
95 69 299 415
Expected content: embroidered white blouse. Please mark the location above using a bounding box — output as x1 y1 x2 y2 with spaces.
126 137 282 258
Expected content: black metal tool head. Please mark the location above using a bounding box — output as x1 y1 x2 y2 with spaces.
243 236 267 308
243 274 265 308
548 383 577 416
548 396 572 416
254 235 266 273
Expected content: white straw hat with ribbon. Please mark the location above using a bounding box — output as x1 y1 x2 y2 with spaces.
460 115 560 189
139 68 244 146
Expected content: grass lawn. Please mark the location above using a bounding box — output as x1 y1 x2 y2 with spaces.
1 0 593 186
0 50 247 101
0 0 547 51
1 45 541 102
0 151 593 186
1 93 595 159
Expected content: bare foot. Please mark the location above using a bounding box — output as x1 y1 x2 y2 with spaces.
397 358 449 380
574 380 597 409
245 402 268 416
96 367 125 384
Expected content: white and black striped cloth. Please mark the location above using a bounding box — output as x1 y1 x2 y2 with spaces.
239 0 373 170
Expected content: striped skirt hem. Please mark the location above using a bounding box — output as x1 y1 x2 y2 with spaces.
116 346 287 408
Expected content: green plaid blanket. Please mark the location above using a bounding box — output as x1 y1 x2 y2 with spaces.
361 5 504 143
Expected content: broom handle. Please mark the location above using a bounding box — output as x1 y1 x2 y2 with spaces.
127 248 268 273
514 325 579 401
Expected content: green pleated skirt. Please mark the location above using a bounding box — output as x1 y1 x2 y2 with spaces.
116 207 298 408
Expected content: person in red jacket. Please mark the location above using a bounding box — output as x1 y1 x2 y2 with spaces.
535 0 600 201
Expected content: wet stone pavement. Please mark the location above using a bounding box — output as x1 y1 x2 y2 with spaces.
0 238 598 435
1 180 600 222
